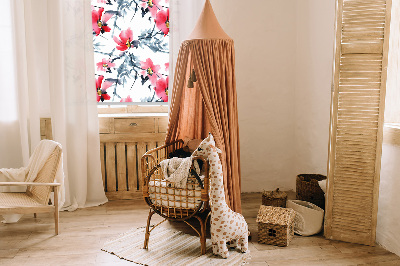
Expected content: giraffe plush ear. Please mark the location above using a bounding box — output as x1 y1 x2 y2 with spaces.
211 144 222 154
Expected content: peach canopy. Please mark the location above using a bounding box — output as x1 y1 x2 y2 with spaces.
166 0 242 212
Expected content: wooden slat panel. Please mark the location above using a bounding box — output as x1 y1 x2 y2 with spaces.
116 143 127 192
341 42 383 54
325 0 391 246
105 142 117 192
137 143 146 191
99 116 167 199
147 142 156 153
105 191 143 201
157 141 166 162
127 143 138 191
100 142 106 191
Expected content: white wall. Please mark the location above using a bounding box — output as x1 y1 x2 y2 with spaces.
294 1 335 178
377 142 400 256
170 0 204 77
212 0 297 192
211 0 335 191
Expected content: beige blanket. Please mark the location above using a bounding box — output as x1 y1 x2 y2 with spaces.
159 157 199 188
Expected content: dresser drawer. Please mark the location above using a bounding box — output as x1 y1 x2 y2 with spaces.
157 117 168 133
99 117 114 134
114 118 155 133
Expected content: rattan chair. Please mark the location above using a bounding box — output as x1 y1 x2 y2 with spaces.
141 140 210 254
0 145 62 234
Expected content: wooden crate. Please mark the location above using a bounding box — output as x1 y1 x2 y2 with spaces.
99 115 168 200
40 115 168 201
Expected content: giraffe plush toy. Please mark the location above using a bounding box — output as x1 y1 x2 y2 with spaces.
192 133 248 258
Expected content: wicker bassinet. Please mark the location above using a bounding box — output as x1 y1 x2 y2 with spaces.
141 140 210 254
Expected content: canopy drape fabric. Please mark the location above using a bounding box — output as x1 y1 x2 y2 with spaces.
0 0 107 213
166 39 242 212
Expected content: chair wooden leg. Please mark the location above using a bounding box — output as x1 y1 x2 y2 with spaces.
194 213 210 255
54 186 59 235
199 217 206 255
34 213 37 218
144 209 155 249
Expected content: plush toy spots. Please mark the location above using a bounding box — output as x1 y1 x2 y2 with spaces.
192 133 248 258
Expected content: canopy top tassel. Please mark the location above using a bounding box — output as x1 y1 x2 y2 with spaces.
188 0 231 40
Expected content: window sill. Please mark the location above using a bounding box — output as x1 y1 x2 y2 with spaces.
98 113 167 118
97 104 168 116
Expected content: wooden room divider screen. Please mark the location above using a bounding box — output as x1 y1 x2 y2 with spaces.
325 0 392 245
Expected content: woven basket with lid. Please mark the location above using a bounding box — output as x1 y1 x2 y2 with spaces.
262 188 287 208
296 174 326 209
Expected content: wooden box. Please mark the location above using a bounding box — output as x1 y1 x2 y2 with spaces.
256 205 296 247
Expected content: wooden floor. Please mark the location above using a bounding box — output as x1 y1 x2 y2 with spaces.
1 193 399 266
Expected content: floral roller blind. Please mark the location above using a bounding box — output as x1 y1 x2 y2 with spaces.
92 0 169 103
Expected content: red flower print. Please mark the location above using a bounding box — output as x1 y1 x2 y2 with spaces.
141 0 162 18
155 9 169 36
113 28 139 51
96 75 112 102
120 95 133 102
92 7 113 36
96 58 115 72
155 77 168 102
140 58 161 85
165 62 169 72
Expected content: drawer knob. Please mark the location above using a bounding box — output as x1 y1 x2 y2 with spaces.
129 123 138 127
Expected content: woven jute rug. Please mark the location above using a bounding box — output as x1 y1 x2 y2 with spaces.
102 226 250 265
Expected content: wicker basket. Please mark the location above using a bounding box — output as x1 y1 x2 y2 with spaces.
296 174 326 209
262 188 287 208
256 205 296 247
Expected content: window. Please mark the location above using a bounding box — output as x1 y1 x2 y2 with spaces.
92 0 169 103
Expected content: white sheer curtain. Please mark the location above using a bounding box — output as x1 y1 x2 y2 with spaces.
0 0 24 170
169 0 205 79
0 0 107 211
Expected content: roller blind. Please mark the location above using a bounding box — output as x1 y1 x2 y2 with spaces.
325 0 392 245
